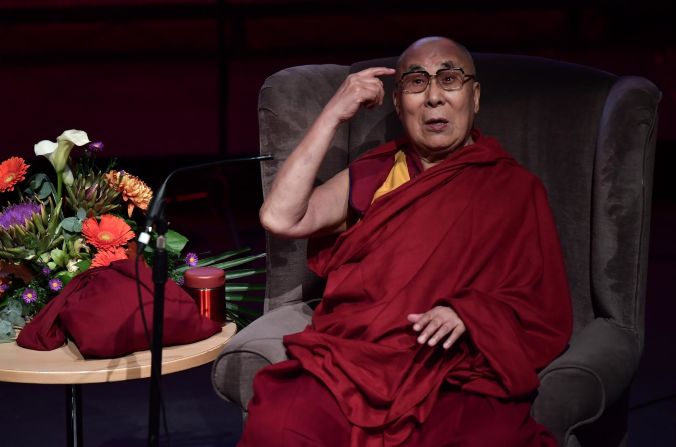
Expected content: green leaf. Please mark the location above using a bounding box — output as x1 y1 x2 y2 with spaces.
211 253 266 270
223 268 266 279
165 230 188 256
225 302 261 317
226 313 245 328
38 183 55 200
173 247 252 273
1 246 26 255
59 259 92 280
225 284 266 292
28 173 49 189
224 294 265 302
47 199 64 236
32 212 47 235
25 173 55 200
0 319 15 340
228 313 253 330
197 247 251 266
55 269 78 285
77 259 91 271
76 208 87 220
50 248 67 267
61 217 83 233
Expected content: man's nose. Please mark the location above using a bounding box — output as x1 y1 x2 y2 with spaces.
425 79 445 106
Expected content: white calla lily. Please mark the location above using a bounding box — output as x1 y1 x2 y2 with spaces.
34 129 90 203
59 129 90 146
34 139 58 156
34 129 90 174
62 166 75 186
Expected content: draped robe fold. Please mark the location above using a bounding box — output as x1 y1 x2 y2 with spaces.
247 133 572 446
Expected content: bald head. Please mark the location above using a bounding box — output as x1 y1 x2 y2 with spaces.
396 37 476 79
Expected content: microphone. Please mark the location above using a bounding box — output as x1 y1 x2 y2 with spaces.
136 154 273 251
140 152 272 447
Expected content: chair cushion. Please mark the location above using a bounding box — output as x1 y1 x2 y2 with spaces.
212 302 313 409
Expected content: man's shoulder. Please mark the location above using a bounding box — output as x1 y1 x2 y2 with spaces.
485 156 547 197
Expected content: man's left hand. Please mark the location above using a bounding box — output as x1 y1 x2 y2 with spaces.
407 306 466 349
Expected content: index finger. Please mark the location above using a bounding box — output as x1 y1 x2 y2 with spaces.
358 67 396 77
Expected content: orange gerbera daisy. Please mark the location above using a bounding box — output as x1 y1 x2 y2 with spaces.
105 170 153 217
0 157 29 192
82 214 135 250
91 246 128 268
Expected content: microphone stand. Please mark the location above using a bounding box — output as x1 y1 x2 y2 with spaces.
142 155 272 447
148 210 168 447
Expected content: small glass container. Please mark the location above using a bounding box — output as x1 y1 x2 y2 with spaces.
183 267 226 324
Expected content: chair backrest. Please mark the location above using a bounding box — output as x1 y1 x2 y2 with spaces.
258 54 660 344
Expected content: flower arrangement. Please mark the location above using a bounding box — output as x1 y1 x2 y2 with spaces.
0 130 264 341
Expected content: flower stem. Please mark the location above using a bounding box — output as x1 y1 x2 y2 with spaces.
56 172 63 204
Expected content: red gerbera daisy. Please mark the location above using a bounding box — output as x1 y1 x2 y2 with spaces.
82 214 135 250
0 157 29 192
91 246 128 268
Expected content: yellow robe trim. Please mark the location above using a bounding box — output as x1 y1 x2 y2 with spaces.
372 150 410 203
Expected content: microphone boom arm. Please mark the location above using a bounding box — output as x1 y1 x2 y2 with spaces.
143 152 272 447
138 154 273 248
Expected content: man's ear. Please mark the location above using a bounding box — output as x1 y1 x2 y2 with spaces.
393 89 401 116
473 81 481 114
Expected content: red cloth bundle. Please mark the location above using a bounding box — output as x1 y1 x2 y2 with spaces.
17 259 221 358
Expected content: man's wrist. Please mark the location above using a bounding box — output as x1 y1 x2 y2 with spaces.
316 106 344 130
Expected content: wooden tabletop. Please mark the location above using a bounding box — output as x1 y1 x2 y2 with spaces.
0 323 236 385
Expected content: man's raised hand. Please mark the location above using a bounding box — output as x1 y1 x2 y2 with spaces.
322 67 396 124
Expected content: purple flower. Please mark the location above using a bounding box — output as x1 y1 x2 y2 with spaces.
175 276 185 286
184 252 199 267
0 202 41 230
42 266 51 276
0 283 8 293
87 141 104 152
49 278 63 292
21 288 37 304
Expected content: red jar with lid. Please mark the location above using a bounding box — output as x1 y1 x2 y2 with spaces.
183 267 226 324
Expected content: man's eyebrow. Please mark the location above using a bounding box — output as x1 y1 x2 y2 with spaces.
404 61 457 73
404 64 425 72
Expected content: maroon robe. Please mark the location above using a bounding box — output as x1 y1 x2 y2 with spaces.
242 132 572 446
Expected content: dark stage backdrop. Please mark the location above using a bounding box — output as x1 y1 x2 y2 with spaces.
0 0 673 160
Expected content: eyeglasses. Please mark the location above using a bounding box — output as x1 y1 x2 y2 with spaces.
398 67 476 94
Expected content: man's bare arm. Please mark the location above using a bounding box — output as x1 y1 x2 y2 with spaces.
259 66 395 239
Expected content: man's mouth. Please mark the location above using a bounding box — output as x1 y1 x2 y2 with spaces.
423 118 449 132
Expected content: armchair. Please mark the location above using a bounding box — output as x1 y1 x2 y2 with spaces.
212 53 660 446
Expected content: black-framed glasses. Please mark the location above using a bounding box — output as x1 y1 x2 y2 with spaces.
398 67 476 94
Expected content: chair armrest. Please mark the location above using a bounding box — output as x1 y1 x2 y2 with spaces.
211 302 313 411
532 317 641 446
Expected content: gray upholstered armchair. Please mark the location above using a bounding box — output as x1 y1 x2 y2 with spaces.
212 53 660 446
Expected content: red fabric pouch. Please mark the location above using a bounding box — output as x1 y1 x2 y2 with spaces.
17 259 221 358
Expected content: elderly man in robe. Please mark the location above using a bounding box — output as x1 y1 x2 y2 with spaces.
239 36 573 446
